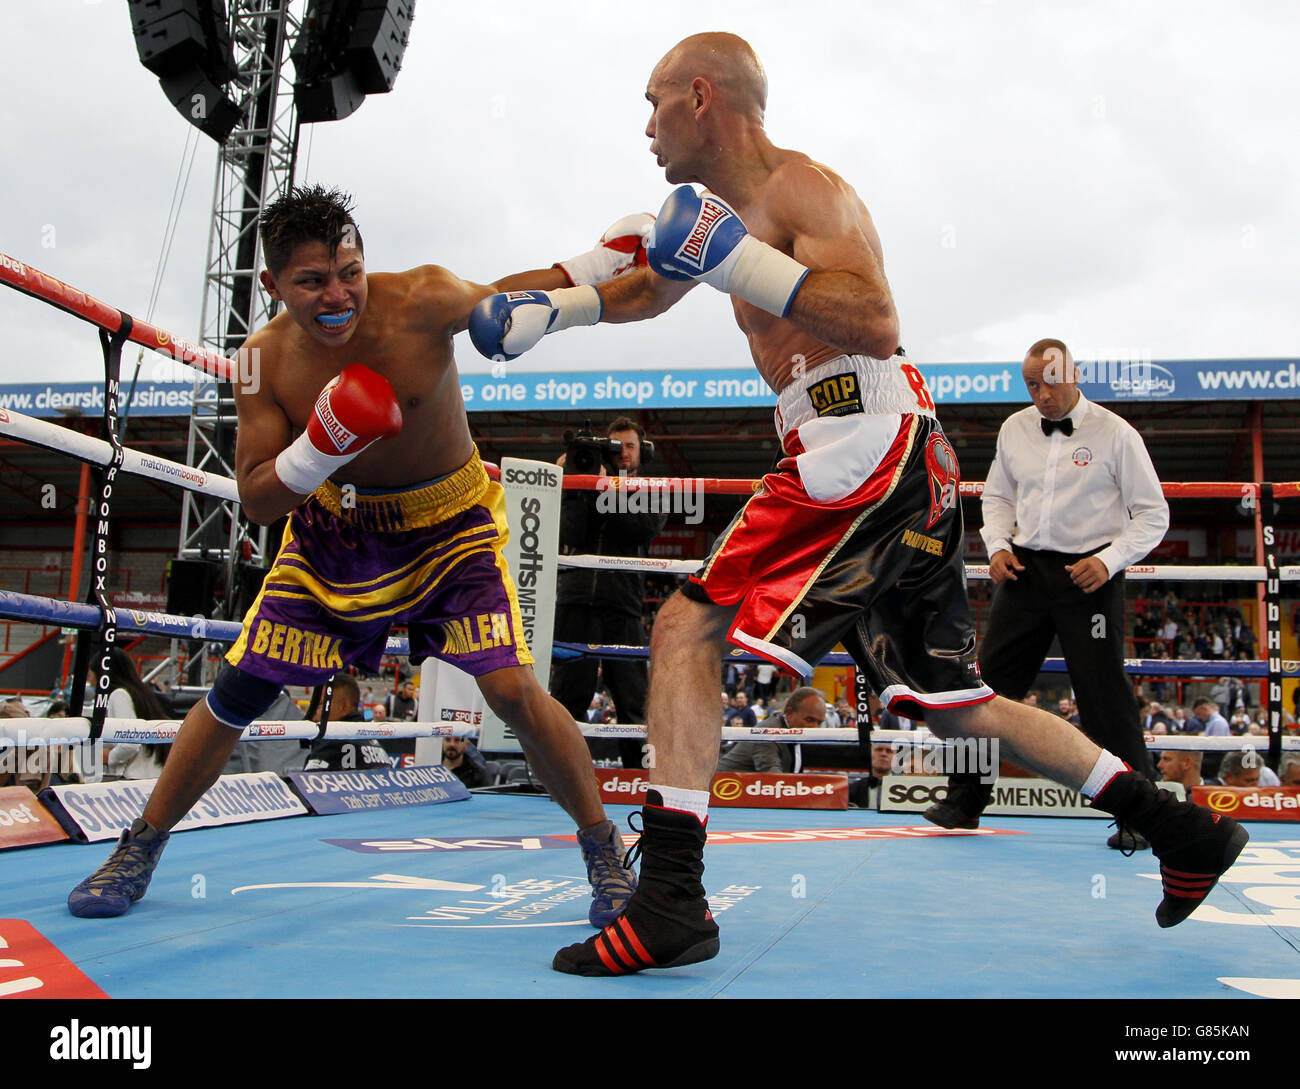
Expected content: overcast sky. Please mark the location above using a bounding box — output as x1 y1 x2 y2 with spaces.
2 0 1297 386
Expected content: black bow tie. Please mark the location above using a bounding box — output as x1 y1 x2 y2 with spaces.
1041 417 1074 437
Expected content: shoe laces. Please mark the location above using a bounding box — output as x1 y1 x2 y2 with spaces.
1110 819 1139 858
582 823 635 891
620 811 645 871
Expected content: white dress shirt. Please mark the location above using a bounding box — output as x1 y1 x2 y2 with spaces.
980 392 1169 577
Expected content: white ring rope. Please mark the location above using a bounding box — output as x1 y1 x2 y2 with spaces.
558 553 1300 582
0 405 240 502
10 718 1292 754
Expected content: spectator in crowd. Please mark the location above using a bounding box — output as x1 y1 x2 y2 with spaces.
1158 749 1204 790
717 687 827 775
385 679 418 722
303 674 391 772
1185 698 1230 737
1279 754 1300 787
723 691 758 729
551 416 667 769
1142 701 1177 734
1211 677 1250 719
753 662 778 703
45 699 69 718
442 734 492 788
101 648 171 780
1057 697 1081 727
1212 749 1280 788
871 741 899 779
1171 705 1191 733
1 696 29 718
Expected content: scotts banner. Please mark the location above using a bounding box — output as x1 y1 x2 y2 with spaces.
1191 785 1300 822
596 769 849 810
3 359 1298 419
422 457 562 755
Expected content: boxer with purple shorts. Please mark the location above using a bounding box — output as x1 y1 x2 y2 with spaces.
68 186 651 926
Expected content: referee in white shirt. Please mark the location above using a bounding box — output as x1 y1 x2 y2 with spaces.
925 339 1169 849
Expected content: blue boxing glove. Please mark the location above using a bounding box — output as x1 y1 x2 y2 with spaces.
647 186 810 317
469 285 602 361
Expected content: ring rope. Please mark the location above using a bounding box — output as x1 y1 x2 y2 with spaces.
0 251 239 382
557 553 1300 582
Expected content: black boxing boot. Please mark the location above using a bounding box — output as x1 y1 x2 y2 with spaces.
553 791 719 976
1090 771 1249 928
923 772 995 830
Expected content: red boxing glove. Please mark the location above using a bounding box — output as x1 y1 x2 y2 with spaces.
554 213 655 286
275 363 403 495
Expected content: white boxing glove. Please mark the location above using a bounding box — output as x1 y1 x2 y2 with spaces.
554 213 654 286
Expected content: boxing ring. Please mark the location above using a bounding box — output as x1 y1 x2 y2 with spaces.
1 252 1298 1040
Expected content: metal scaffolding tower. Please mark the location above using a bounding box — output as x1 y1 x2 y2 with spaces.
176 0 304 682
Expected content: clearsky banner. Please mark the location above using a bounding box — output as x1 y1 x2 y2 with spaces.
3 358 1296 420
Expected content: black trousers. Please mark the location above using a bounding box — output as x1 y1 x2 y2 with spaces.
550 606 648 769
952 547 1155 792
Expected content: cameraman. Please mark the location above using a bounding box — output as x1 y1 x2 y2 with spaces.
552 417 668 768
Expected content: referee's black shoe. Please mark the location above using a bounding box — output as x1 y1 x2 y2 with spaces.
923 775 995 830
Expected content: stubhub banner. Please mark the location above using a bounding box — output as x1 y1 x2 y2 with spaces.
40 773 307 843
286 764 470 816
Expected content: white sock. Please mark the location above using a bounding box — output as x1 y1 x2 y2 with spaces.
1081 751 1129 799
652 785 711 824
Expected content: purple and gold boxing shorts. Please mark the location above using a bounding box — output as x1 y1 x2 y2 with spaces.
226 450 533 686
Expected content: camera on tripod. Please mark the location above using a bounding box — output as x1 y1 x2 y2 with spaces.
562 422 624 475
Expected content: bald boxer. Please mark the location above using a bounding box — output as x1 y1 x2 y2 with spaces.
472 33 1247 974
69 185 649 926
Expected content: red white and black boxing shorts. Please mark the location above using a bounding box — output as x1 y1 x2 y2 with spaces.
681 354 995 719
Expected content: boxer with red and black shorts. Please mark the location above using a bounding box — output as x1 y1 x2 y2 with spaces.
684 358 992 718
472 32 1247 976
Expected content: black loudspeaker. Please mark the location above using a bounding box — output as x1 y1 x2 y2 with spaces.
166 558 222 618
159 68 242 142
130 0 240 142
294 68 368 123
129 0 237 81
345 1 415 95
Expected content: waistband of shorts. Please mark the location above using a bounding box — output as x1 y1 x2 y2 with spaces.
310 449 490 531
774 353 936 440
